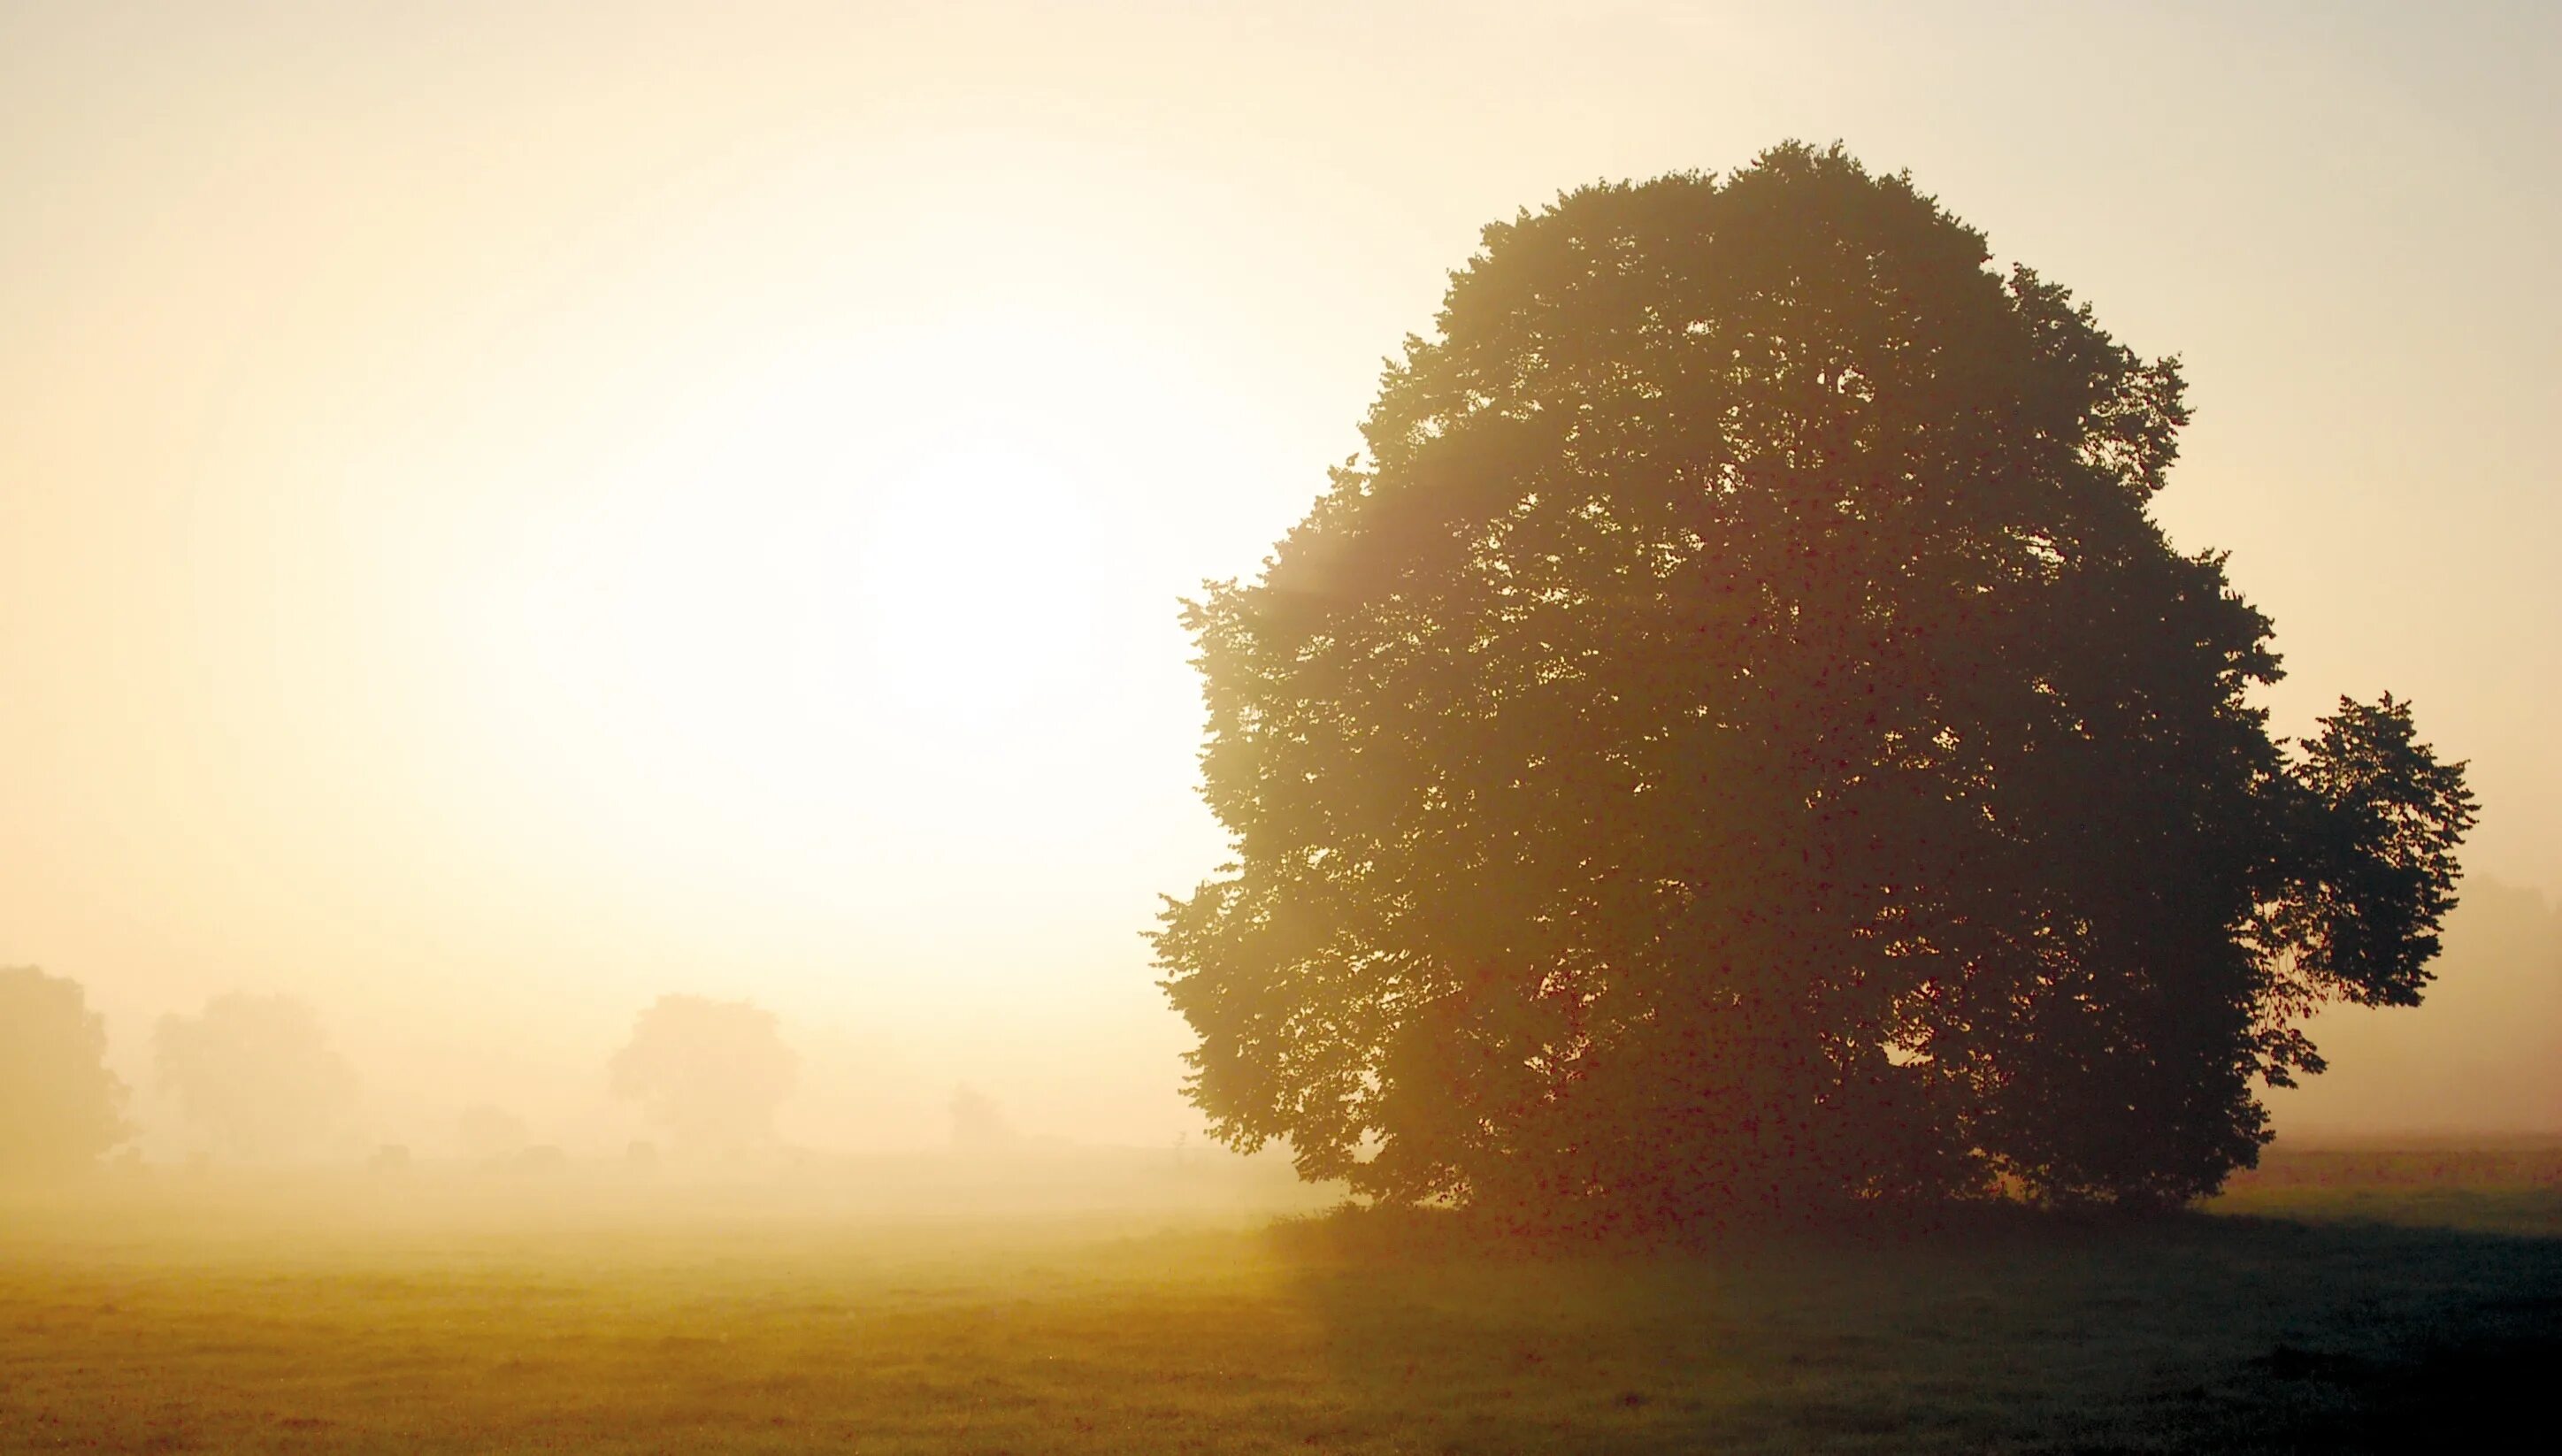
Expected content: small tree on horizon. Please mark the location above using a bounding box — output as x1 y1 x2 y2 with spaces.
0 966 131 1176
155 992 357 1161
947 1083 1019 1153
608 994 799 1157
1154 143 2476 1222
456 1103 531 1162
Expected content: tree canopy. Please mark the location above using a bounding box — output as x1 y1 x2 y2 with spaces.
1154 144 2476 1220
0 966 130 1176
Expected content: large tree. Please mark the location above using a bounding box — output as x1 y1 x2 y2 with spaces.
0 966 130 1176
1154 144 2474 1219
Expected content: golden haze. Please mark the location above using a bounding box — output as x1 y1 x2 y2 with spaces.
1 1 2555 1156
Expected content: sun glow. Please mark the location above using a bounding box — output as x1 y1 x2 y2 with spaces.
858 441 1108 737
454 328 1141 882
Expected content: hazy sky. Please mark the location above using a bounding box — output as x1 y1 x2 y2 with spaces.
4 1 2556 1149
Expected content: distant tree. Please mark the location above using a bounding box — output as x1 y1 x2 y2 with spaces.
1154 144 2476 1220
0 966 131 1176
607 995 798 1156
947 1084 1018 1153
456 1104 530 1162
154 992 357 1161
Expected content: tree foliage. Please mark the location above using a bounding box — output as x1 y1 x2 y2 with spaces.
608 994 799 1155
0 966 130 1176
1154 145 2476 1219
155 992 357 1161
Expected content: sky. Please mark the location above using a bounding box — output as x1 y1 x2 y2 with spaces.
2 1 2556 1152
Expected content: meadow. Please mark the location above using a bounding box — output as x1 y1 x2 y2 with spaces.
3 1150 2556 1454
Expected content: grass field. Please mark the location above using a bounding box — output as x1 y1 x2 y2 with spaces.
4 1152 2557 1453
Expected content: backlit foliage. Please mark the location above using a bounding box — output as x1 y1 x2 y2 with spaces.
1155 145 2476 1218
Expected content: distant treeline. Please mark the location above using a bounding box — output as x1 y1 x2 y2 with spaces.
2 971 1030 1176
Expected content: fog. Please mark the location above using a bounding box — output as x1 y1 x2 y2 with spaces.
2267 877 2562 1142
4 0 2558 1184
22 874 2552 1184
9 13 2560 1453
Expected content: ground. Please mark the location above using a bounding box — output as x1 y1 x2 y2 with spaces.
3 1150 2556 1453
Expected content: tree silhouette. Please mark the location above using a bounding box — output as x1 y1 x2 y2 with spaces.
0 966 130 1176
607 994 798 1157
154 992 357 1161
1154 144 2476 1220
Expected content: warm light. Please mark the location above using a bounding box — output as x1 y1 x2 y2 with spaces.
455 331 1125 877
856 439 1106 741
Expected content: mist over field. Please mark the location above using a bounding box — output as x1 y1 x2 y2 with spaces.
2268 877 2562 1143
4 3 2559 1452
25 870 2553 1177
5 1 2560 1179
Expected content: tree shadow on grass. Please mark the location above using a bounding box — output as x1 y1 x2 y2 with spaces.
1260 1192 2562 1454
